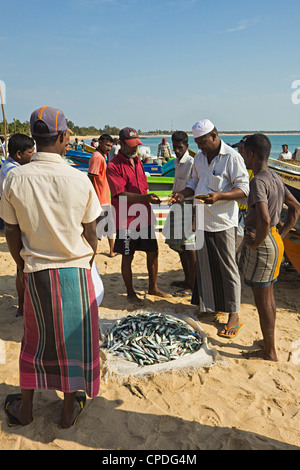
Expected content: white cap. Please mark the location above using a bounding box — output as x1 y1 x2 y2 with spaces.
192 119 215 138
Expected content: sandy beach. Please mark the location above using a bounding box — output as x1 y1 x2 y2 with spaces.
0 230 299 450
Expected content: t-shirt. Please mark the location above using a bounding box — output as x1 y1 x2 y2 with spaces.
245 169 291 229
88 150 111 206
173 151 194 193
279 151 292 160
106 151 153 230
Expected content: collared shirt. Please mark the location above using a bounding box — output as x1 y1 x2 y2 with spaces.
173 151 194 193
88 150 111 205
187 140 249 232
279 151 293 161
0 152 101 273
157 142 172 159
106 151 153 230
0 156 20 198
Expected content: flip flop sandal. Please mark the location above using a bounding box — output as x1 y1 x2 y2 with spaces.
172 289 192 297
72 393 87 426
4 393 23 427
219 324 244 339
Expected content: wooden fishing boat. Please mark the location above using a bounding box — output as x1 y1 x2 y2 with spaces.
268 158 300 174
268 158 300 201
66 149 91 165
283 231 300 274
147 176 174 192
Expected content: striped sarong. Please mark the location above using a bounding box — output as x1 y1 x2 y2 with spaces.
239 227 284 287
20 268 100 398
191 227 240 313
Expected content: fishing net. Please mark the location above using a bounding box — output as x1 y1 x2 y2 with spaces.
99 309 227 382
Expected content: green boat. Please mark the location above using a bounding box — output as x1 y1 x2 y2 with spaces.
146 176 174 193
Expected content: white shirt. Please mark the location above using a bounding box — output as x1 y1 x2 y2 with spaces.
173 151 194 193
187 140 249 232
0 152 101 272
279 151 293 160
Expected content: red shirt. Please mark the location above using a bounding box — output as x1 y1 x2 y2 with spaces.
106 152 153 230
88 150 111 206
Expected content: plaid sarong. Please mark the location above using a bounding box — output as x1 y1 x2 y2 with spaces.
20 268 100 398
239 227 284 287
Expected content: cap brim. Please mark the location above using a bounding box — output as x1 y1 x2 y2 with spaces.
232 142 243 148
124 138 143 147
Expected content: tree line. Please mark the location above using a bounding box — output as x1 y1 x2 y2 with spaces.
0 120 183 137
0 119 122 137
1 119 298 137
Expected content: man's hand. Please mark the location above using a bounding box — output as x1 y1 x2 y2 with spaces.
203 192 221 204
245 229 260 250
147 193 161 204
168 192 185 205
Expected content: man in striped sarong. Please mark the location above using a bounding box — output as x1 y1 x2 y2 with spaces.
0 106 101 428
240 134 300 361
170 119 249 338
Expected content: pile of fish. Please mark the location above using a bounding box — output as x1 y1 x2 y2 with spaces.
101 312 203 367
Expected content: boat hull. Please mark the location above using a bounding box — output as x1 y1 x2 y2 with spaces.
268 158 300 201
283 232 300 274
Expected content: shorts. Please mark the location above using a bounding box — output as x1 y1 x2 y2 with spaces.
114 226 158 256
239 227 284 288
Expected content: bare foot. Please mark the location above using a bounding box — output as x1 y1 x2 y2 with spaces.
127 293 144 305
242 349 278 362
148 289 172 298
219 313 240 336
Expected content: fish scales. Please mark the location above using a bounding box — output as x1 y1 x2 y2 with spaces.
101 313 203 367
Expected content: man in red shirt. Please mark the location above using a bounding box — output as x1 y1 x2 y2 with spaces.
107 127 170 303
88 134 117 257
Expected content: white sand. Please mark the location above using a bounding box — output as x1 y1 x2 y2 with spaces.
0 231 299 450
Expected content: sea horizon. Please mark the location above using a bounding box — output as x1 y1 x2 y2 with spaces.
71 133 300 161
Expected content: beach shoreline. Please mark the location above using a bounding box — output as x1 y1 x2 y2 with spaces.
0 231 299 450
70 132 300 141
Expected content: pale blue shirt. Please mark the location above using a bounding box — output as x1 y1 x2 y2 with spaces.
0 156 20 198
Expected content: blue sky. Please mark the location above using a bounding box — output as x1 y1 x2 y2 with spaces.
1 0 300 131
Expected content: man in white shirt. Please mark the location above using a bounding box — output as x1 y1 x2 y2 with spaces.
279 144 293 161
163 131 196 296
170 119 249 338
